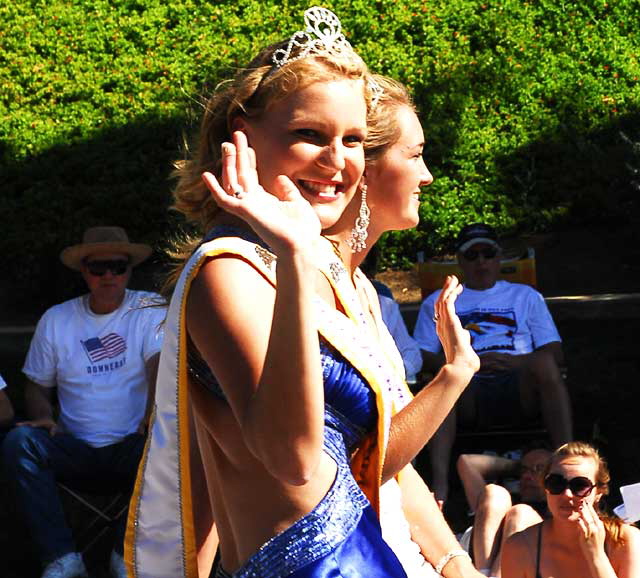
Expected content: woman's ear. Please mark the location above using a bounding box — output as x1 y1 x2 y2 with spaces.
230 116 251 144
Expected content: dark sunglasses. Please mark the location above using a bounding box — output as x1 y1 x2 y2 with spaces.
519 463 547 477
544 473 596 497
462 247 499 261
85 259 130 277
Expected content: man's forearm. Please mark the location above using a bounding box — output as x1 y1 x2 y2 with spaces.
24 381 55 421
0 392 15 428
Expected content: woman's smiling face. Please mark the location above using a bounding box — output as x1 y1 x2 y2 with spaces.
239 79 368 229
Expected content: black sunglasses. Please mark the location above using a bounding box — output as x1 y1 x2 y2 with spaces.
519 463 547 477
462 247 499 261
85 259 130 277
544 473 596 497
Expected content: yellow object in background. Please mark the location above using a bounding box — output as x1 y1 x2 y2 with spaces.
417 248 537 299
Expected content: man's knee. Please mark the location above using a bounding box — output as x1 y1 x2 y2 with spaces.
476 483 512 517
2 426 50 468
503 503 541 532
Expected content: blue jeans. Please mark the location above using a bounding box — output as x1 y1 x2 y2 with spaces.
2 426 145 563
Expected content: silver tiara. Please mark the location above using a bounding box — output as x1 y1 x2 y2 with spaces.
272 6 355 68
367 77 383 109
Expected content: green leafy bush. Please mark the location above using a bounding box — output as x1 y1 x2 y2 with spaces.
1 0 639 308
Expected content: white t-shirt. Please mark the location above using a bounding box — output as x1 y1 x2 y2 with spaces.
378 295 423 383
23 289 166 447
414 281 560 355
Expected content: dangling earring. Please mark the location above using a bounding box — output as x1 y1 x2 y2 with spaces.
346 183 370 253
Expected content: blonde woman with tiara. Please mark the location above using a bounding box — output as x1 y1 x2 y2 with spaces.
126 7 476 578
502 442 640 577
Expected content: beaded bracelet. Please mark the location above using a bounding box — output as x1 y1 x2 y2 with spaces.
434 549 471 575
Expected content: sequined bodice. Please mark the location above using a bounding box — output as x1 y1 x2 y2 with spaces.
189 339 376 454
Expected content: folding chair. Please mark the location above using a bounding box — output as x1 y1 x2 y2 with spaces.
58 481 129 556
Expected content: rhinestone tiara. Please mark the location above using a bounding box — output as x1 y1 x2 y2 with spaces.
272 6 355 68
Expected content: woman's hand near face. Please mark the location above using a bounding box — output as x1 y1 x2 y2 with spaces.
434 276 480 376
575 500 607 559
203 131 321 259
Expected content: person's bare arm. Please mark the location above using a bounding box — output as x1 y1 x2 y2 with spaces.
457 454 519 512
383 276 479 481
0 389 14 428
399 465 484 578
17 379 57 435
193 139 325 486
536 341 564 366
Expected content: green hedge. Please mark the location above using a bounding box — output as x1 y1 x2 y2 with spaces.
1 0 639 308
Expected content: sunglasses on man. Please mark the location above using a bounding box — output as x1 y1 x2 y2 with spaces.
544 473 597 498
518 463 547 477
84 259 130 277
461 247 499 261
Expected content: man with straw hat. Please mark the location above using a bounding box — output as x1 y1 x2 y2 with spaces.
2 226 166 578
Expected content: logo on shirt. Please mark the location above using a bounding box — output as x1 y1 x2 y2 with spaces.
460 310 517 353
81 333 127 363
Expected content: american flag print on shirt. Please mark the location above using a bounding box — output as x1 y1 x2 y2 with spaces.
81 333 127 363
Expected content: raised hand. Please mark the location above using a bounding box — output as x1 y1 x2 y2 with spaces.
434 275 480 374
576 500 607 559
203 131 321 258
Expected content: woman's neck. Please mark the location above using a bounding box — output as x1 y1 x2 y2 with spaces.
547 517 589 545
325 228 383 275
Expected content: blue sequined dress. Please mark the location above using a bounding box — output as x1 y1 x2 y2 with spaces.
191 339 406 578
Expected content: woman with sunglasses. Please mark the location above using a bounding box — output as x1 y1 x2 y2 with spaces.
501 442 640 578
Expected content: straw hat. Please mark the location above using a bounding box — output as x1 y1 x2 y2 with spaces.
60 226 152 271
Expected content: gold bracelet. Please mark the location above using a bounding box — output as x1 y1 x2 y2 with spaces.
435 549 470 575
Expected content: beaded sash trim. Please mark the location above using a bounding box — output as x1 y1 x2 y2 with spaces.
232 427 368 577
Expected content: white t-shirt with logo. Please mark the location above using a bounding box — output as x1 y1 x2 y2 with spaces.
414 280 560 355
23 289 166 447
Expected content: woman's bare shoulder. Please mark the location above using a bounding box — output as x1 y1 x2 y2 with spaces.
502 522 541 577
607 523 640 577
615 522 640 550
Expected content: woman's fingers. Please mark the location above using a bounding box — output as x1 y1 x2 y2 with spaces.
233 131 258 192
577 516 591 539
221 142 240 195
248 146 257 171
272 175 302 202
202 172 236 207
435 275 462 325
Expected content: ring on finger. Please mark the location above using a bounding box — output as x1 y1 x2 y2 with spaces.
233 188 247 198
433 313 440 322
